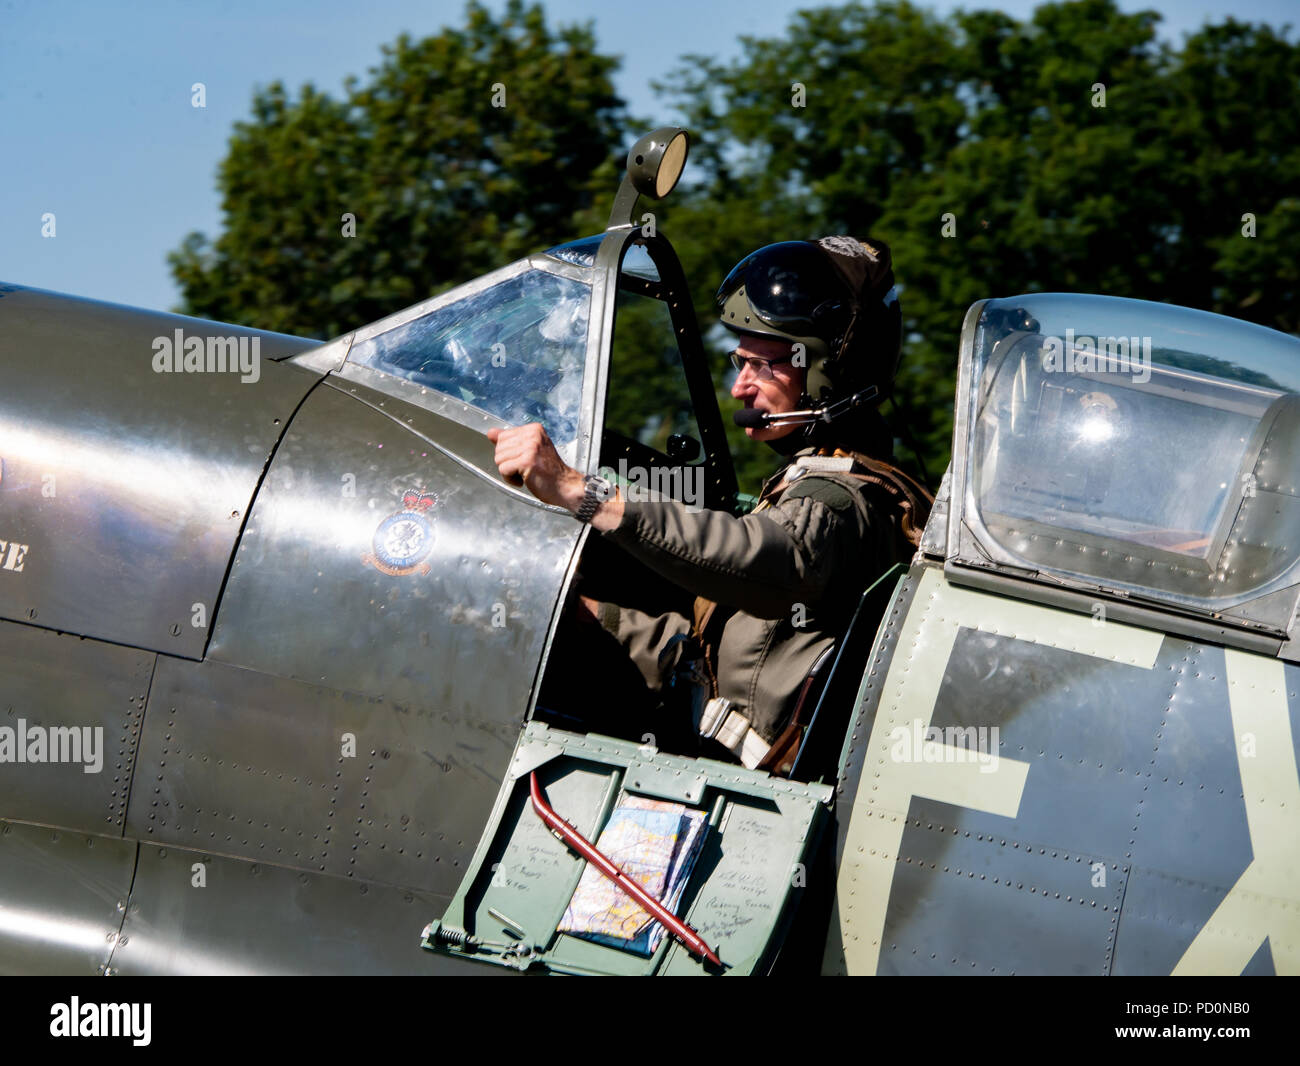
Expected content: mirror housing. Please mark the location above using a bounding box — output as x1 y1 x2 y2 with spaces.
607 127 690 229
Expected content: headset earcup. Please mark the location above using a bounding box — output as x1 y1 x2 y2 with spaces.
806 357 835 402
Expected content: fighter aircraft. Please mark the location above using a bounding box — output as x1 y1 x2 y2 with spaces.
1 128 1296 975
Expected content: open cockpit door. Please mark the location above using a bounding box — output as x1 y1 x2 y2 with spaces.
422 722 830 975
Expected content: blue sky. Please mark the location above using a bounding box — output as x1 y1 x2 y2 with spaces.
1 0 1295 314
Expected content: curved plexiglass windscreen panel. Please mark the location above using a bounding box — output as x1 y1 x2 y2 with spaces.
545 234 659 281
349 268 591 460
962 294 1300 608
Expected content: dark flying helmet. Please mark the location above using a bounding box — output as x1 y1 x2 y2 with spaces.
716 236 901 406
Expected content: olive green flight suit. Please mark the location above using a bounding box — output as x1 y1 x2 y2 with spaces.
595 448 903 757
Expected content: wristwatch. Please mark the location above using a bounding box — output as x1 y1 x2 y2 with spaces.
575 474 614 523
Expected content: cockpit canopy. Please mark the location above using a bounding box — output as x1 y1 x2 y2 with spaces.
349 264 591 463
951 293 1300 634
339 237 670 473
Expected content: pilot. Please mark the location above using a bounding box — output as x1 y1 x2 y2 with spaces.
488 236 931 771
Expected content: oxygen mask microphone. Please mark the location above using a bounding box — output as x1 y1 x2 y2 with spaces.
733 386 879 429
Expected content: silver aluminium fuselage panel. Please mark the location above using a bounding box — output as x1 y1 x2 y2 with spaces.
0 283 320 658
0 276 588 973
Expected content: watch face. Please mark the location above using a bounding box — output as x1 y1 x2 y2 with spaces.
588 476 613 501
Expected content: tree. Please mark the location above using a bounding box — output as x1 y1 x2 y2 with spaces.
169 0 627 338
658 0 1299 485
172 0 1299 496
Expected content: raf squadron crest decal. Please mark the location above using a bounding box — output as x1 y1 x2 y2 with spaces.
363 491 438 577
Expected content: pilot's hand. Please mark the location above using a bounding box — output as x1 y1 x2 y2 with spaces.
486 423 585 510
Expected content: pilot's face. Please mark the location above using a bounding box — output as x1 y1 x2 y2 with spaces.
729 334 807 442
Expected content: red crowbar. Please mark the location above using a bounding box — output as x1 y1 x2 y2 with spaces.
528 772 721 967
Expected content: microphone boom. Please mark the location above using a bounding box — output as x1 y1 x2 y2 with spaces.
732 386 879 429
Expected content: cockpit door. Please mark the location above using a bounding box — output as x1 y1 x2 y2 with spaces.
422 722 832 974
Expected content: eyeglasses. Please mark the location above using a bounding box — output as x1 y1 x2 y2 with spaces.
728 350 796 379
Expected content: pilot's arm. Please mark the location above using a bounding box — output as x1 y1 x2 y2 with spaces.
487 423 872 618
599 489 861 618
586 484 868 702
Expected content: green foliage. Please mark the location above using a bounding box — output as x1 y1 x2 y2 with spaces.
171 0 1298 495
606 290 697 451
169 0 625 338
659 0 1299 482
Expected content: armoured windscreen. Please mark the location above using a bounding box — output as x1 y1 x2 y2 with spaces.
349 268 591 458
958 294 1300 610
